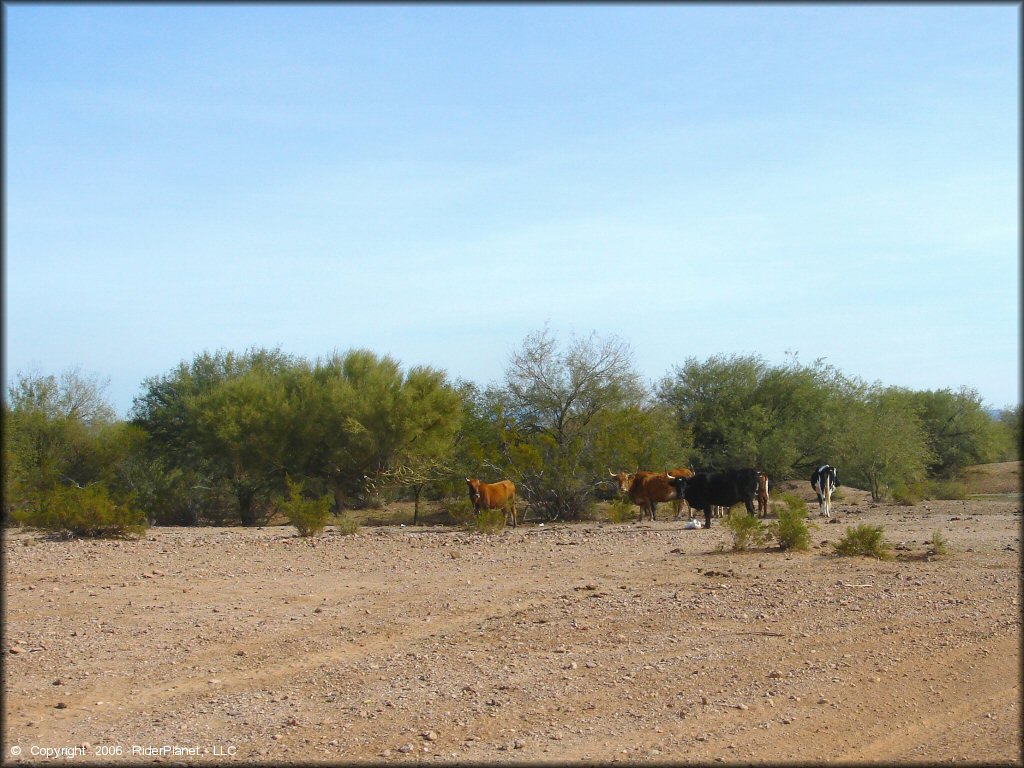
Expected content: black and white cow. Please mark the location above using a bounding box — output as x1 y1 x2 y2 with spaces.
666 469 759 530
810 465 839 518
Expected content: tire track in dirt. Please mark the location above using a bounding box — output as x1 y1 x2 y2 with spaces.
835 633 1020 763
7 554 565 744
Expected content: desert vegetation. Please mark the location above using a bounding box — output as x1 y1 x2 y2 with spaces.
4 328 1019 536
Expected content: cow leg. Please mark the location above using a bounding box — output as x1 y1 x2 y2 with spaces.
650 502 657 522
703 506 712 529
824 487 832 518
745 498 756 518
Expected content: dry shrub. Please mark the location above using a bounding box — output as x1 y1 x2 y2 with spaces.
473 507 507 535
771 495 813 551
278 478 332 537
929 530 950 556
927 480 968 500
722 507 770 551
605 497 636 524
13 485 147 539
834 524 892 560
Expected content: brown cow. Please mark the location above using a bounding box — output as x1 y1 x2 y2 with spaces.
466 478 518 528
756 471 770 517
610 470 685 522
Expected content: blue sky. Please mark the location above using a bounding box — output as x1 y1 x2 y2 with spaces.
5 4 1019 417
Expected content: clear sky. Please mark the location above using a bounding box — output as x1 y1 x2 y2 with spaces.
5 4 1019 418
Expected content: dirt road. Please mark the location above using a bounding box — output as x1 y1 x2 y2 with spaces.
4 496 1020 764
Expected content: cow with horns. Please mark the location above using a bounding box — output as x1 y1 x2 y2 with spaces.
610 469 691 522
466 478 518 528
666 468 760 530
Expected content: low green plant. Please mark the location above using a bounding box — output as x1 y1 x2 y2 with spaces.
440 497 477 527
12 484 147 539
928 530 950 556
473 506 507 534
771 496 814 551
278 478 332 537
891 485 920 506
722 507 770 551
833 524 892 560
927 480 968 500
606 497 636 524
334 512 360 536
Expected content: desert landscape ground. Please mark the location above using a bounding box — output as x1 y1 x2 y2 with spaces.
4 464 1021 764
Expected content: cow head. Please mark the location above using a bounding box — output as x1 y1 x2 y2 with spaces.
666 472 689 495
608 470 633 494
466 478 481 502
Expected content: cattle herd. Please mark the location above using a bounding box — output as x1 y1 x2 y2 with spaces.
468 464 839 529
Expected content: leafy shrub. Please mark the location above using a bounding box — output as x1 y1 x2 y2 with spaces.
440 497 477 527
606 497 636 524
891 484 920 506
833 524 892 560
928 530 950 556
441 497 507 533
334 512 360 536
771 496 813 551
473 506 507 534
722 507 770 551
277 478 332 537
13 484 147 539
927 480 968 500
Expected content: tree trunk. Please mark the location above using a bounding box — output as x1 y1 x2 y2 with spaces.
413 484 423 525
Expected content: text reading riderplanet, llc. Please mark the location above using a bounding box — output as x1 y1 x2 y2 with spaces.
132 745 238 756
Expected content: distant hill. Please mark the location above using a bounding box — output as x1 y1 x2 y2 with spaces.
962 461 1022 495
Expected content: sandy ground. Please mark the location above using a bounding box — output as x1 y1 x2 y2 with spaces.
3 489 1021 765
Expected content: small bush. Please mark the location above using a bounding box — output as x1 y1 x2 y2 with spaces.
440 497 509 533
833 524 892 560
440 497 477 527
891 485 920 506
277 478 332 537
473 506 507 534
722 508 770 551
13 484 147 539
928 530 950 556
606 497 636 524
771 497 813 552
927 480 968 501
334 512 360 536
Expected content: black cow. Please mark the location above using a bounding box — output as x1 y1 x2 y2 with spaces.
810 465 839 518
666 469 760 530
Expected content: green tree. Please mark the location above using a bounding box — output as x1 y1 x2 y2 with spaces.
295 350 462 512
658 353 845 479
492 328 676 520
131 347 297 525
4 368 142 535
835 385 933 501
995 405 1022 461
911 387 1005 476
